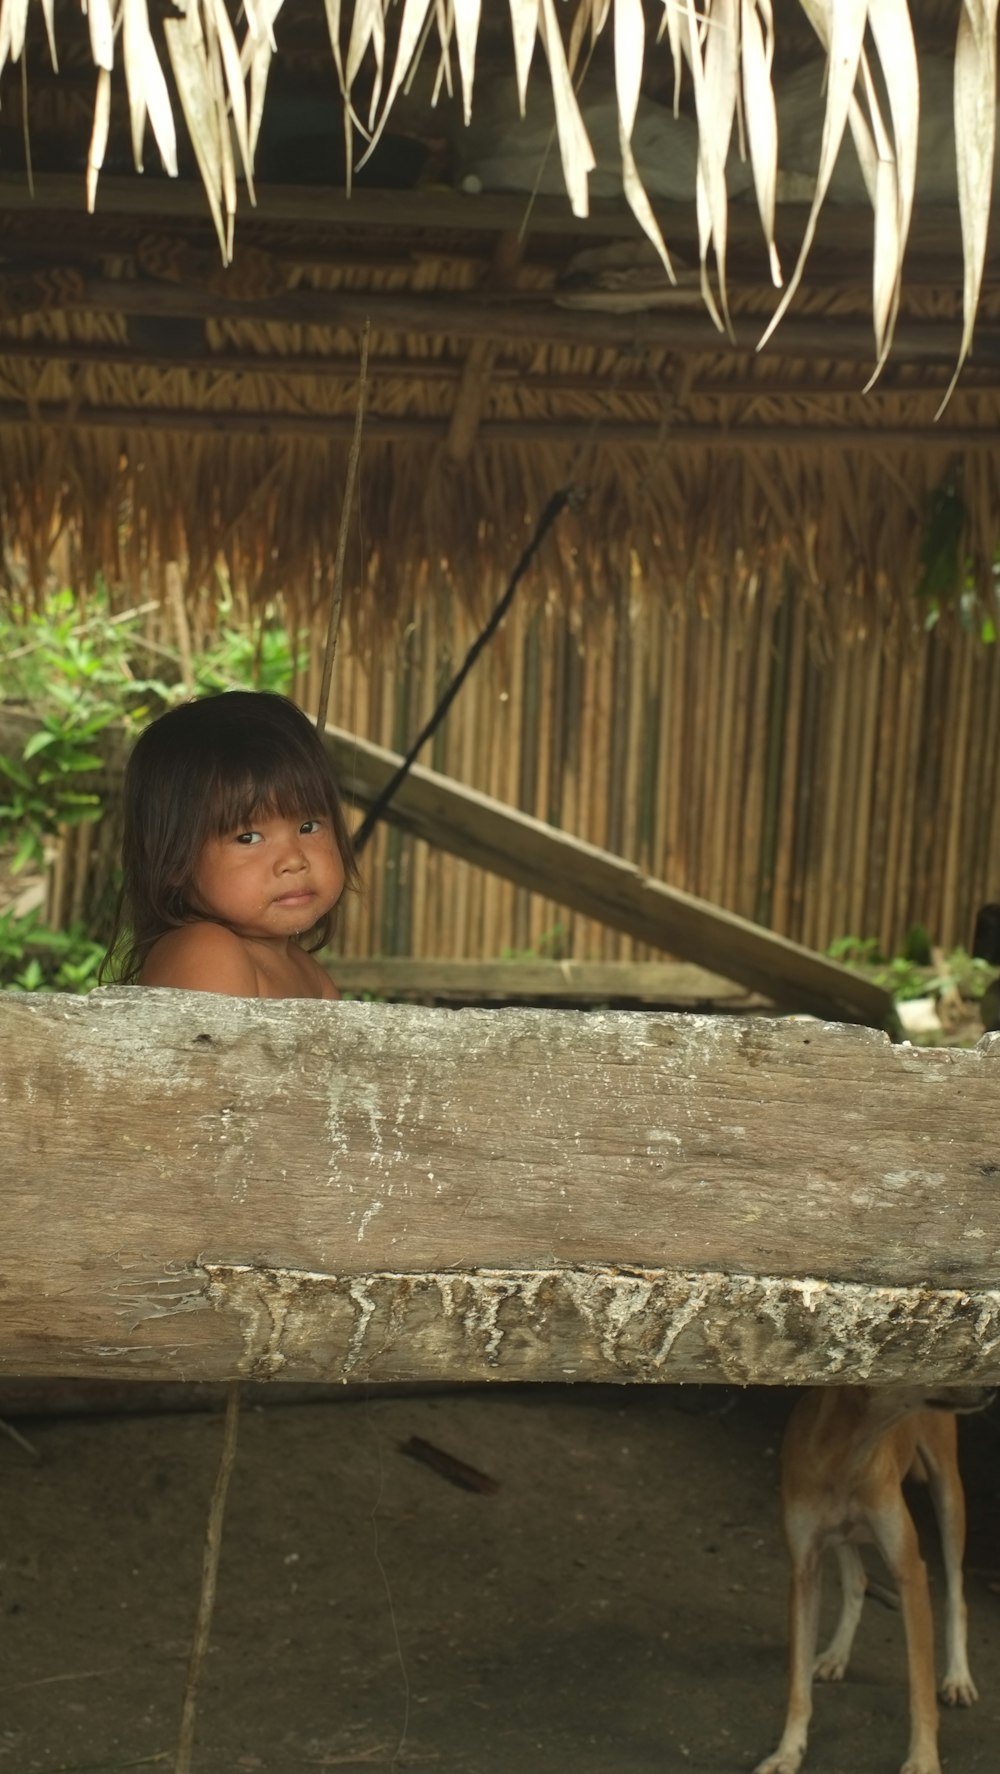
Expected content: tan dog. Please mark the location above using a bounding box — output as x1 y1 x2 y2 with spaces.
756 1384 994 1774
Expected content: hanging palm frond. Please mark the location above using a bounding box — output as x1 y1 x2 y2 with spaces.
0 0 994 377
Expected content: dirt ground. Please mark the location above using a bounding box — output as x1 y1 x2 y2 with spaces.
2 1384 1000 1774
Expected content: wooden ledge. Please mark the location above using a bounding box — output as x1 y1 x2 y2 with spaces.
2 991 998 1384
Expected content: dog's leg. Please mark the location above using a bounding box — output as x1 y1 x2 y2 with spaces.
755 1511 823 1774
814 1543 867 1681
867 1498 939 1774
920 1420 978 1706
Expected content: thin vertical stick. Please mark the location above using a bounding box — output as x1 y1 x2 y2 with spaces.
174 1380 242 1774
316 320 371 737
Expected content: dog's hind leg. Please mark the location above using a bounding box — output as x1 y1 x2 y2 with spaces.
918 1417 978 1706
814 1543 867 1682
755 1510 824 1774
866 1497 940 1774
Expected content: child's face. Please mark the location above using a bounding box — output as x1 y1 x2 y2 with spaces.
191 808 345 945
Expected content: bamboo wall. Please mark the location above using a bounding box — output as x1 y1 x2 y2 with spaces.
37 574 1000 964
278 575 1000 965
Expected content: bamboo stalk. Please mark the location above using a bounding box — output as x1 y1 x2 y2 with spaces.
791 646 822 950
770 591 802 937
532 602 556 956
756 583 792 929
739 599 772 925
829 645 858 950
622 572 646 929
884 632 920 953
669 606 690 896
983 652 1000 942
849 623 883 943
972 643 1000 935
709 596 738 912
940 633 975 947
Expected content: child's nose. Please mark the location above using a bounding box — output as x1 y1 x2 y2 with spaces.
277 836 308 871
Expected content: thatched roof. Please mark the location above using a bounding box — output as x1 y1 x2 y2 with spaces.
0 2 998 620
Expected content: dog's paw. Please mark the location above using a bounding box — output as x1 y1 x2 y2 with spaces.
754 1751 804 1774
813 1649 849 1682
940 1671 978 1707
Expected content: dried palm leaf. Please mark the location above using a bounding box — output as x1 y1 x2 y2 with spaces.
859 0 918 379
0 0 23 68
206 4 238 258
207 0 254 201
683 0 728 334
86 65 111 212
759 0 870 351
940 0 999 413
37 0 56 68
537 0 594 216
741 0 781 287
243 0 283 161
86 0 115 72
509 0 541 114
453 0 482 123
614 0 676 280
356 0 434 171
164 6 228 261
121 0 178 180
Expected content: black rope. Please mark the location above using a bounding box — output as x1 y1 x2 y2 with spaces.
351 485 575 855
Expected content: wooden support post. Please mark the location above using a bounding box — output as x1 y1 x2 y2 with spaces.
2 992 998 1386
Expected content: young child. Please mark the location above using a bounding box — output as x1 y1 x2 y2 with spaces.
104 690 358 998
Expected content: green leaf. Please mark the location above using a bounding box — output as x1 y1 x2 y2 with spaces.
915 478 966 606
0 753 33 789
11 831 44 872
22 730 61 760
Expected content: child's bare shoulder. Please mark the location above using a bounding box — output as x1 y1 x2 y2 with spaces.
140 922 259 996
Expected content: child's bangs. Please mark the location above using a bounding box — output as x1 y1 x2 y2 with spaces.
207 747 335 835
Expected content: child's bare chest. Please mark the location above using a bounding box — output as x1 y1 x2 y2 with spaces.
251 946 326 999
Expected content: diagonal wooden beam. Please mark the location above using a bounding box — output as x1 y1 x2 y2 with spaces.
323 724 891 1025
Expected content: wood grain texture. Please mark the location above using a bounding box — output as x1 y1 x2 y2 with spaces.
1 992 998 1385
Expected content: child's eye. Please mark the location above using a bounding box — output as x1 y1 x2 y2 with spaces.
299 819 323 835
234 831 262 845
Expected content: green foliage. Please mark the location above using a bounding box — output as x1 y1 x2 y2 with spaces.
915 477 966 610
193 608 306 697
0 591 172 873
499 922 568 962
0 909 105 993
913 473 1000 643
828 934 998 1004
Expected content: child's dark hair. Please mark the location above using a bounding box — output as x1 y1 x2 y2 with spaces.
103 691 358 983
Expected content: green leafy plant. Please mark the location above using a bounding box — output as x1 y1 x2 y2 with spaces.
828 934 999 1005
500 922 568 962
0 591 173 872
0 909 105 993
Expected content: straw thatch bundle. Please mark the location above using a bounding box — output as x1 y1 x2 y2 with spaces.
0 1 996 371
0 2 998 620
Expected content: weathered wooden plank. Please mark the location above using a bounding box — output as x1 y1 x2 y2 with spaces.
1 992 998 1385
